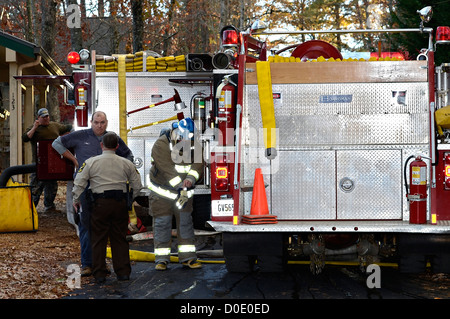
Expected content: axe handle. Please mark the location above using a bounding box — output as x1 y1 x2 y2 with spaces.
127 96 176 115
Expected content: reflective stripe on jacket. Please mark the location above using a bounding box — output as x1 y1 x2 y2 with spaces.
149 134 203 200
148 180 194 201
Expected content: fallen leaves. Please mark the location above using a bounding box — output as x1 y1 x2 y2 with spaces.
0 182 80 299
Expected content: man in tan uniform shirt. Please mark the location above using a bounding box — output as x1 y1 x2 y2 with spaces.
73 132 142 283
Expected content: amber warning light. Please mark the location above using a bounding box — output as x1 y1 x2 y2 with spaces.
215 166 229 191
216 167 228 179
444 152 450 190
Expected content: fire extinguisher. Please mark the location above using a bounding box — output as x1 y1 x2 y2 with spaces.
75 81 88 127
192 93 206 133
215 75 237 146
407 156 427 224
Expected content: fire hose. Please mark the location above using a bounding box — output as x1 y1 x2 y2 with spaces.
106 247 404 268
256 61 277 160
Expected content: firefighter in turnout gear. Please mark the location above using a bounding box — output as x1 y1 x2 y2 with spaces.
149 118 203 270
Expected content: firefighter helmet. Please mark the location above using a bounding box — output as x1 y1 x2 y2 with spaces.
170 118 196 146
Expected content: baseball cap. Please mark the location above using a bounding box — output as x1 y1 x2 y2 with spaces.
37 108 49 117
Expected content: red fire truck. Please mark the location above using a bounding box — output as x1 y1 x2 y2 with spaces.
66 6 450 274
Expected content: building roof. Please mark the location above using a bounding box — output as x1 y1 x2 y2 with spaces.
0 30 64 76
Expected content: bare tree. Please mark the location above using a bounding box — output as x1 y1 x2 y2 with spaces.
40 0 59 119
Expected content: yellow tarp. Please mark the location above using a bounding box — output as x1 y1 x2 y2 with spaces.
435 105 450 136
0 179 38 232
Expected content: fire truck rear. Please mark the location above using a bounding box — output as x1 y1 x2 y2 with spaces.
67 6 450 274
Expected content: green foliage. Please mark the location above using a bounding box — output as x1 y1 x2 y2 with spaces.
392 0 450 64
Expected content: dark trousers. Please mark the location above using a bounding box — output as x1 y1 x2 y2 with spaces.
91 197 130 279
30 173 58 208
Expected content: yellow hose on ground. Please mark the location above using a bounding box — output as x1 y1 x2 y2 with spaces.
107 248 418 268
106 248 225 264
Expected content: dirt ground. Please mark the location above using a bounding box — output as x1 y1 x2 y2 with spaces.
0 181 84 299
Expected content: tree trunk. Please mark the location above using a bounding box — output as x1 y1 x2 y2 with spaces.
41 0 59 121
131 0 144 53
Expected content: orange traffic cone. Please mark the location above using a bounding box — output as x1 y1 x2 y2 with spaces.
242 168 277 225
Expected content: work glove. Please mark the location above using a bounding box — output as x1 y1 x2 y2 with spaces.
128 206 139 233
128 222 139 234
176 188 189 210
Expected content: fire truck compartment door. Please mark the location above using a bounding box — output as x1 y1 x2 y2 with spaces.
271 150 336 220
269 149 402 220
336 149 402 220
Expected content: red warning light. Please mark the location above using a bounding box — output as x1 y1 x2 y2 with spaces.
67 51 80 64
222 30 238 45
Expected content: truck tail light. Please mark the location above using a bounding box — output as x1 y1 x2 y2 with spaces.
216 167 228 179
444 153 450 190
215 166 229 191
436 26 450 44
445 165 450 189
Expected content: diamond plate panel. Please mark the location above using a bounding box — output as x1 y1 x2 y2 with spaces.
96 73 210 137
127 137 145 185
126 137 159 187
336 150 402 220
241 147 273 215
270 150 336 220
244 82 429 147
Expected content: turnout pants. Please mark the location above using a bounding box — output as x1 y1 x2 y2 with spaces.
91 197 130 279
150 193 196 264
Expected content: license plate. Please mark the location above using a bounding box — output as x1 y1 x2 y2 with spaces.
211 199 234 217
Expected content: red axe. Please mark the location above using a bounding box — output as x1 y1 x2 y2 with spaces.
127 89 186 115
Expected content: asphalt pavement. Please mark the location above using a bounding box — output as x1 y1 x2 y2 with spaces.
64 233 450 304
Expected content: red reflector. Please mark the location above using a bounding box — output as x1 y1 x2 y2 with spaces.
67 51 80 64
215 178 229 191
223 30 238 45
216 167 228 179
436 26 450 43
445 178 450 189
